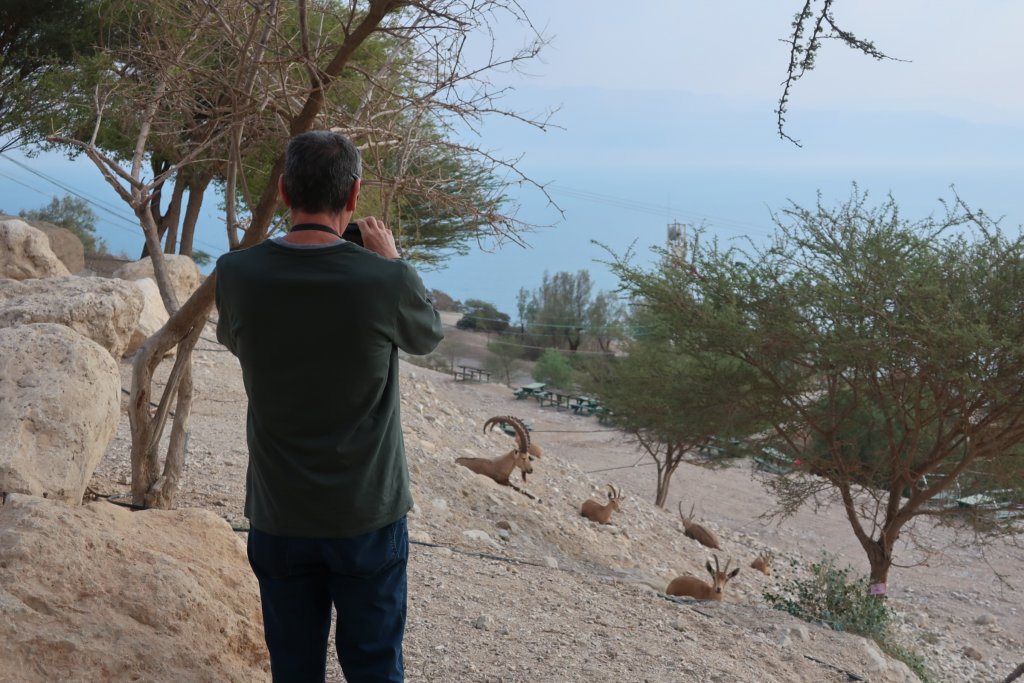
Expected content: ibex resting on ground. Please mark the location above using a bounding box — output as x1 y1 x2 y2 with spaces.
750 551 773 576
455 416 537 498
580 484 624 525
665 556 739 601
678 501 721 550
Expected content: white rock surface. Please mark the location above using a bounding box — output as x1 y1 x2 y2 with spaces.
0 276 143 358
0 218 70 280
0 493 268 682
26 219 86 273
0 324 120 503
123 277 172 356
113 254 201 310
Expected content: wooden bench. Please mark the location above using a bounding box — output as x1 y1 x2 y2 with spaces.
453 365 491 382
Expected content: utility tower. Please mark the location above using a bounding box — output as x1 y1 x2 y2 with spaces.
666 220 686 261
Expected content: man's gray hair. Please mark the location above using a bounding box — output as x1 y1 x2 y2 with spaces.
282 130 362 214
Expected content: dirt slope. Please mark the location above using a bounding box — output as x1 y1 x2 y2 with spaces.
87 322 1022 682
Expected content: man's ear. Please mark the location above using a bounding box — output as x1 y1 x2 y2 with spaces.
277 175 290 207
345 178 360 213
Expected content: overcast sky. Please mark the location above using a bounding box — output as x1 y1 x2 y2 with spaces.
2 1 1022 315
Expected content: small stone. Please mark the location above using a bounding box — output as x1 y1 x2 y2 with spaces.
497 529 511 541
474 614 493 631
543 556 559 570
495 520 513 531
788 625 810 641
975 613 996 626
463 529 493 544
431 498 448 512
671 618 687 632
963 645 984 661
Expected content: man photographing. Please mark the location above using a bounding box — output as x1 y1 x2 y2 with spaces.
216 130 444 682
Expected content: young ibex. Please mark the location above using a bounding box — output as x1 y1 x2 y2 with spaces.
678 502 721 550
580 484 625 525
665 556 740 601
750 550 773 576
456 416 533 488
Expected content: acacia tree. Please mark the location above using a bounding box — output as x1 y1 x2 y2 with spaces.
39 0 554 508
606 190 1024 585
584 307 760 507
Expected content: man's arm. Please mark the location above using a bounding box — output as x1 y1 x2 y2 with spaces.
214 263 238 356
394 261 443 356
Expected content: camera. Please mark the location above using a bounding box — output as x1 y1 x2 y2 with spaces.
342 222 363 246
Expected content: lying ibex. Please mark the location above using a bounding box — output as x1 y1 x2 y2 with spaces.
678 502 721 550
665 556 739 601
750 550 773 576
503 415 542 480
456 416 533 492
580 484 624 525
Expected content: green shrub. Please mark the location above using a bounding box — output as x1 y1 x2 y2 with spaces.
532 349 574 389
764 553 931 682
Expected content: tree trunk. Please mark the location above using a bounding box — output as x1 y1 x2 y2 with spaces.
863 535 895 592
654 461 670 508
177 174 211 257
162 180 186 254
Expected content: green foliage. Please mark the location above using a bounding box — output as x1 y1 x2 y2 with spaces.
486 334 524 386
190 249 212 267
764 553 931 682
19 195 104 253
519 270 625 352
603 187 1024 578
532 349 574 389
428 289 459 311
456 299 509 333
0 0 103 146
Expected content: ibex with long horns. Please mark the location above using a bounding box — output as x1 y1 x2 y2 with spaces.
456 416 533 487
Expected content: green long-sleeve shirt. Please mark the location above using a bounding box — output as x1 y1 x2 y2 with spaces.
215 239 443 538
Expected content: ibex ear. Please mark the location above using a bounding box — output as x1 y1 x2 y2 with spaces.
705 560 714 576
728 568 740 579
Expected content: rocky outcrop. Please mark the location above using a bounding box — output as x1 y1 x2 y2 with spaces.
23 219 86 274
0 217 70 280
0 276 143 358
114 255 201 310
0 324 120 504
0 493 269 683
123 277 173 357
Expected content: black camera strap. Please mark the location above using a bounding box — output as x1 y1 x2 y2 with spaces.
289 223 342 239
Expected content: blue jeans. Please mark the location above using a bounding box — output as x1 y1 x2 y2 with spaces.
247 517 408 683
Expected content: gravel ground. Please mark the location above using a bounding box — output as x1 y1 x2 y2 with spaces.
90 322 1024 682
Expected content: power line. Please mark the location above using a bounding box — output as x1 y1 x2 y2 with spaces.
549 182 778 239
0 153 226 255
439 323 615 356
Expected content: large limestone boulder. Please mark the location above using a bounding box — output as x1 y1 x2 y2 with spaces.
114 254 201 310
24 218 86 274
0 493 269 683
0 324 120 504
0 276 144 358
0 217 70 280
123 277 173 357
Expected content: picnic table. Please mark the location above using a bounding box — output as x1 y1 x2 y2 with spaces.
571 395 601 416
453 365 491 382
513 382 546 399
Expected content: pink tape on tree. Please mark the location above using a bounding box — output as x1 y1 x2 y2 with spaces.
869 582 888 596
